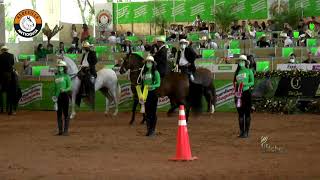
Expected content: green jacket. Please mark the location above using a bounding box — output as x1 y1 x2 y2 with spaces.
36 49 46 60
54 73 72 97
235 67 254 91
142 70 161 91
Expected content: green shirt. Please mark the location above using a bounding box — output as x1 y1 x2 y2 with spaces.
54 73 72 97
236 67 254 91
143 70 161 91
36 49 46 60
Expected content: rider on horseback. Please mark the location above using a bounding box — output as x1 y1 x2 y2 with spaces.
78 41 97 97
175 39 199 81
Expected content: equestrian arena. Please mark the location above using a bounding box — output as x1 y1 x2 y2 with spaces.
1 111 319 179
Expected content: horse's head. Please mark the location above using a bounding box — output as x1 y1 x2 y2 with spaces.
119 53 144 74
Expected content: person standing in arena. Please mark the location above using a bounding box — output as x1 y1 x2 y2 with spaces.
234 55 254 138
141 55 161 137
53 60 72 136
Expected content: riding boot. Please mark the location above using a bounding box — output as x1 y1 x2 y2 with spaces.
145 118 151 136
238 116 245 138
148 117 157 137
63 118 70 136
244 116 251 138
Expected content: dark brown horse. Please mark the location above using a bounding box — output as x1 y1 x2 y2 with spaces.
120 53 216 124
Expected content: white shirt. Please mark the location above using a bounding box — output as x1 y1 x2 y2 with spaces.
209 42 218 49
82 52 89 67
284 37 293 47
72 30 78 38
179 49 188 66
108 35 117 44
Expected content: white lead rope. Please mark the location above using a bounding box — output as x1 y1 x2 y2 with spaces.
136 64 145 85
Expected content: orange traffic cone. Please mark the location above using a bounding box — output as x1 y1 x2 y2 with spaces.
169 105 198 161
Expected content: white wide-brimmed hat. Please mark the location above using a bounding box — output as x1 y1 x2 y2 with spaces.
57 60 67 67
145 55 157 65
0 46 8 51
82 41 91 48
238 54 250 65
156 36 166 43
179 39 189 44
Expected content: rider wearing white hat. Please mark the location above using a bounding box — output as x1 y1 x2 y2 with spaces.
53 59 72 136
176 39 199 81
79 41 97 98
153 37 168 78
141 55 161 136
234 54 254 138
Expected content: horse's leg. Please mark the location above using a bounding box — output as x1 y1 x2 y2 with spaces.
0 91 3 113
167 97 178 116
204 87 212 113
104 95 110 115
140 112 146 124
111 84 119 116
70 78 81 119
129 97 139 125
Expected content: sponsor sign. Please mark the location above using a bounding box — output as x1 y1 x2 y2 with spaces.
215 83 235 107
14 9 42 38
276 64 320 71
19 83 42 106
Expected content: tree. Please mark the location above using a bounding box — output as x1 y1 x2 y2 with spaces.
42 23 64 46
76 0 95 25
214 3 238 35
272 8 303 30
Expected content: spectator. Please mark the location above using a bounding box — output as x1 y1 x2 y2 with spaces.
283 23 293 37
135 40 145 52
108 31 117 44
257 35 270 48
261 21 266 31
56 42 65 55
35 44 46 61
288 53 296 64
281 33 293 47
80 24 90 43
253 21 261 31
122 39 132 54
266 20 276 31
231 20 241 36
199 36 208 48
23 57 32 75
303 52 317 63
46 44 54 54
67 43 81 54
71 24 79 44
193 15 203 29
208 38 218 49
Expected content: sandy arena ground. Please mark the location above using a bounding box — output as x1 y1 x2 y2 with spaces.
0 111 320 180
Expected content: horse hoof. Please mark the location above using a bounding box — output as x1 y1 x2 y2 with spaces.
112 112 118 116
211 105 215 114
70 114 76 119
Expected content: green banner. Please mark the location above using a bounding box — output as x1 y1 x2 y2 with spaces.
113 0 268 24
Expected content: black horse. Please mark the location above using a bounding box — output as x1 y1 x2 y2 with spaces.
0 70 21 115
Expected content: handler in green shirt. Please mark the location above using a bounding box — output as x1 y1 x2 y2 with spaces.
53 60 72 136
233 55 254 138
141 55 161 137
